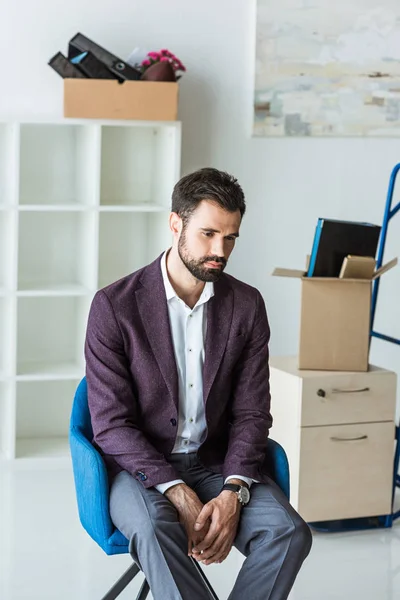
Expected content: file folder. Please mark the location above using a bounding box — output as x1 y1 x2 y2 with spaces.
68 33 141 81
48 52 87 79
71 51 117 79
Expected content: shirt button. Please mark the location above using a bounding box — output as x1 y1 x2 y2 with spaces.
189 418 194 423
188 348 193 352
184 440 189 445
189 384 194 388
189 314 193 318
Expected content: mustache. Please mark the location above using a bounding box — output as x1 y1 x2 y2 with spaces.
201 256 227 266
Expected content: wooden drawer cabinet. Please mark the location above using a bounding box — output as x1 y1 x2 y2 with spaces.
269 357 397 522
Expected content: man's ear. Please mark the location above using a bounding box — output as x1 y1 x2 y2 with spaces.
169 212 182 237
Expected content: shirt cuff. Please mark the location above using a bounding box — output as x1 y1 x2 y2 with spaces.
155 479 185 495
224 475 257 488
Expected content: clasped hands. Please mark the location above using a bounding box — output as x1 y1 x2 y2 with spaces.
165 482 242 566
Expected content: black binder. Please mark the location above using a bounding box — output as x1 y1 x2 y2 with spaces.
68 33 141 81
307 218 381 278
48 52 87 79
71 51 117 79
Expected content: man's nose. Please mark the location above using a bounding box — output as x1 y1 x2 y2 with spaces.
211 238 225 258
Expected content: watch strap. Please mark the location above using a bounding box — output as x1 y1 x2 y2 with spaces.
222 483 241 493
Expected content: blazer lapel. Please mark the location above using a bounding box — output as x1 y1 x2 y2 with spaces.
136 258 179 410
203 276 233 403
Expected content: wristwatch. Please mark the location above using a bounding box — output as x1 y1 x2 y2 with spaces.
221 483 251 506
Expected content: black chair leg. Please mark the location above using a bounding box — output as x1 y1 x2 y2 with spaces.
190 557 220 600
135 579 150 600
101 558 218 600
101 562 140 600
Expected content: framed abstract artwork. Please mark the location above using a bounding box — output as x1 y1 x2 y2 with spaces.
254 0 400 137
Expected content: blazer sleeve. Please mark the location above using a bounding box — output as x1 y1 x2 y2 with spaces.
222 290 273 482
85 290 180 489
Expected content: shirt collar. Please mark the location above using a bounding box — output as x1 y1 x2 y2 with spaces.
160 250 214 306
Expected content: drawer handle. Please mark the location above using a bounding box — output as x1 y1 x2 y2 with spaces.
330 435 368 442
331 387 370 394
316 387 370 398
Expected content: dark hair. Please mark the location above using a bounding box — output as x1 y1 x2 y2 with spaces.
171 168 246 224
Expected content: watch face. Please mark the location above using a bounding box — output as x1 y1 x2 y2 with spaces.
239 487 250 505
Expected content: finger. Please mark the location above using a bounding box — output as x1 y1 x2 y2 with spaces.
187 535 192 556
192 536 221 562
202 535 233 565
190 525 210 555
193 514 223 552
198 533 225 561
194 504 214 531
216 546 232 564
215 552 229 564
192 526 219 553
203 541 231 566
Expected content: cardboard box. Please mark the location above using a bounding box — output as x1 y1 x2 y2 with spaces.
64 79 179 121
273 258 397 372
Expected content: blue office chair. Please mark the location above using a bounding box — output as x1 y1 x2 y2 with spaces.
70 377 290 600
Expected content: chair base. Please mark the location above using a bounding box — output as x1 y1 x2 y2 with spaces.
101 562 143 600
101 558 219 600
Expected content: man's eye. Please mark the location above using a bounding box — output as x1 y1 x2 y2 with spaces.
203 232 213 237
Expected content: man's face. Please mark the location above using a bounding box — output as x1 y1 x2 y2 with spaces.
177 200 241 282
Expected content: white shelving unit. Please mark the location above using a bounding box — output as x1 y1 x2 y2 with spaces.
0 118 181 461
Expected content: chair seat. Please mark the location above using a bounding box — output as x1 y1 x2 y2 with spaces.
105 529 130 556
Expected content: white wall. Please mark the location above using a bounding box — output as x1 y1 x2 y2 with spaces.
1 0 399 377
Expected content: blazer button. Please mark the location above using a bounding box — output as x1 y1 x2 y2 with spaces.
137 471 147 482
170 418 177 426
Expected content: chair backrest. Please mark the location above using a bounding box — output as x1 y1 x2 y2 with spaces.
70 377 93 440
264 439 290 500
70 377 128 555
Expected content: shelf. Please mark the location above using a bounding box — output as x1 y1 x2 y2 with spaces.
0 117 181 461
17 284 90 297
99 204 169 213
18 204 91 212
17 297 88 378
16 362 83 381
100 124 179 208
18 211 95 290
15 437 70 460
98 211 171 288
19 124 99 206
11 117 180 127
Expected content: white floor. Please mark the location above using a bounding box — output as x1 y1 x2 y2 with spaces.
1 462 400 600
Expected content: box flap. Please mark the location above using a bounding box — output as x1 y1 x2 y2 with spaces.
272 267 306 279
339 255 376 279
372 257 398 280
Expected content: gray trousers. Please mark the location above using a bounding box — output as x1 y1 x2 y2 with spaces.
110 453 312 600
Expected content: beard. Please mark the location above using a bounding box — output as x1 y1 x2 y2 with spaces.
178 231 227 283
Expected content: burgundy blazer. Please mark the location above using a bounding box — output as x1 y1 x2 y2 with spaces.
85 254 272 489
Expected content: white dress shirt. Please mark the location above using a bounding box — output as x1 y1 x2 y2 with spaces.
155 251 253 494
